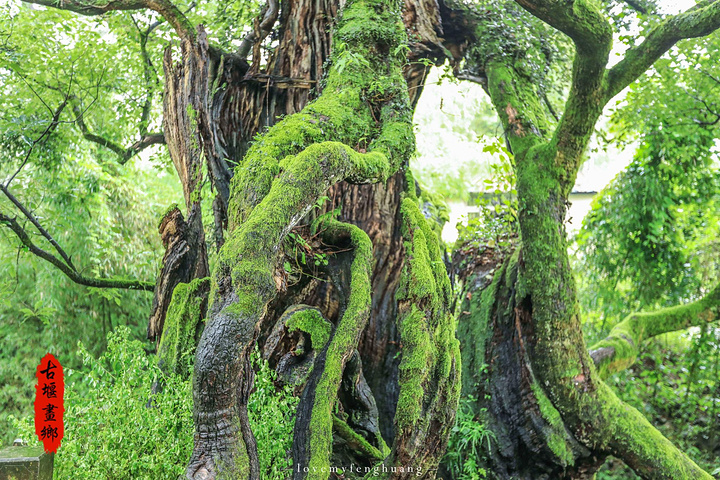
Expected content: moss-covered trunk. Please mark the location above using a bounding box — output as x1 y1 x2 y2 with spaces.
450 31 715 476
455 247 604 479
174 0 464 477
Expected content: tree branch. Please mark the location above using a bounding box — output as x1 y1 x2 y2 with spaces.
130 16 157 137
237 0 279 59
0 212 154 291
590 282 720 377
4 98 68 188
508 0 612 189
72 102 165 164
606 0 720 99
20 0 195 42
598 383 713 479
513 0 613 59
0 184 76 270
606 0 657 15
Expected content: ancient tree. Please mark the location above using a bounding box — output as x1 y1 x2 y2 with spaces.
16 0 463 476
6 0 720 477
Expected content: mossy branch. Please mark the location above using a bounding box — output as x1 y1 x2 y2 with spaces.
590 283 720 377
507 0 612 179
157 277 210 376
513 0 612 59
385 178 461 475
296 219 374 478
595 383 713 479
332 414 385 462
606 0 720 100
484 60 548 158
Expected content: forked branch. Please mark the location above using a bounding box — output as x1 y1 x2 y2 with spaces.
72 102 165 164
0 211 154 291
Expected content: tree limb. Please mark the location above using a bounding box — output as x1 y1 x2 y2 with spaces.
620 0 656 15
0 184 76 270
590 282 720 377
72 102 165 164
4 98 68 188
513 0 613 55
130 16 158 137
606 0 720 99
597 383 713 479
0 212 154 291
237 0 279 59
506 0 612 189
20 0 195 42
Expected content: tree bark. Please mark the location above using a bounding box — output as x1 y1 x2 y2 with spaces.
455 246 604 479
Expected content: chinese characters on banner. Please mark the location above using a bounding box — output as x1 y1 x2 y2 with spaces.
34 353 64 453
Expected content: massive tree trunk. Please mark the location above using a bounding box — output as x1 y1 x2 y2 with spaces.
160 0 465 477
446 1 720 474
140 0 468 476
454 245 604 479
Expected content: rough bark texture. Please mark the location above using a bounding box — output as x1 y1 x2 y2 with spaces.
148 206 209 340
149 28 224 342
455 246 604 479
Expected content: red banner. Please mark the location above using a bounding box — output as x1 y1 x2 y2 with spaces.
34 353 64 453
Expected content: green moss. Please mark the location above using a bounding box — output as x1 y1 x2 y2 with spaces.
530 383 574 467
331 414 385 461
418 187 450 243
305 220 374 478
591 282 720 377
395 306 432 428
158 203 180 228
286 308 333 350
456 257 507 399
485 61 547 160
157 277 210 376
392 188 460 460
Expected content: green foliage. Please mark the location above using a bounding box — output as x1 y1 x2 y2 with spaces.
0 2 170 164
248 347 300 480
209 0 263 49
442 397 494 480
456 139 518 250
10 327 194 480
411 66 502 203
576 31 720 334
0 2 183 443
462 0 571 119
576 134 720 326
9 332 303 480
0 149 179 444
